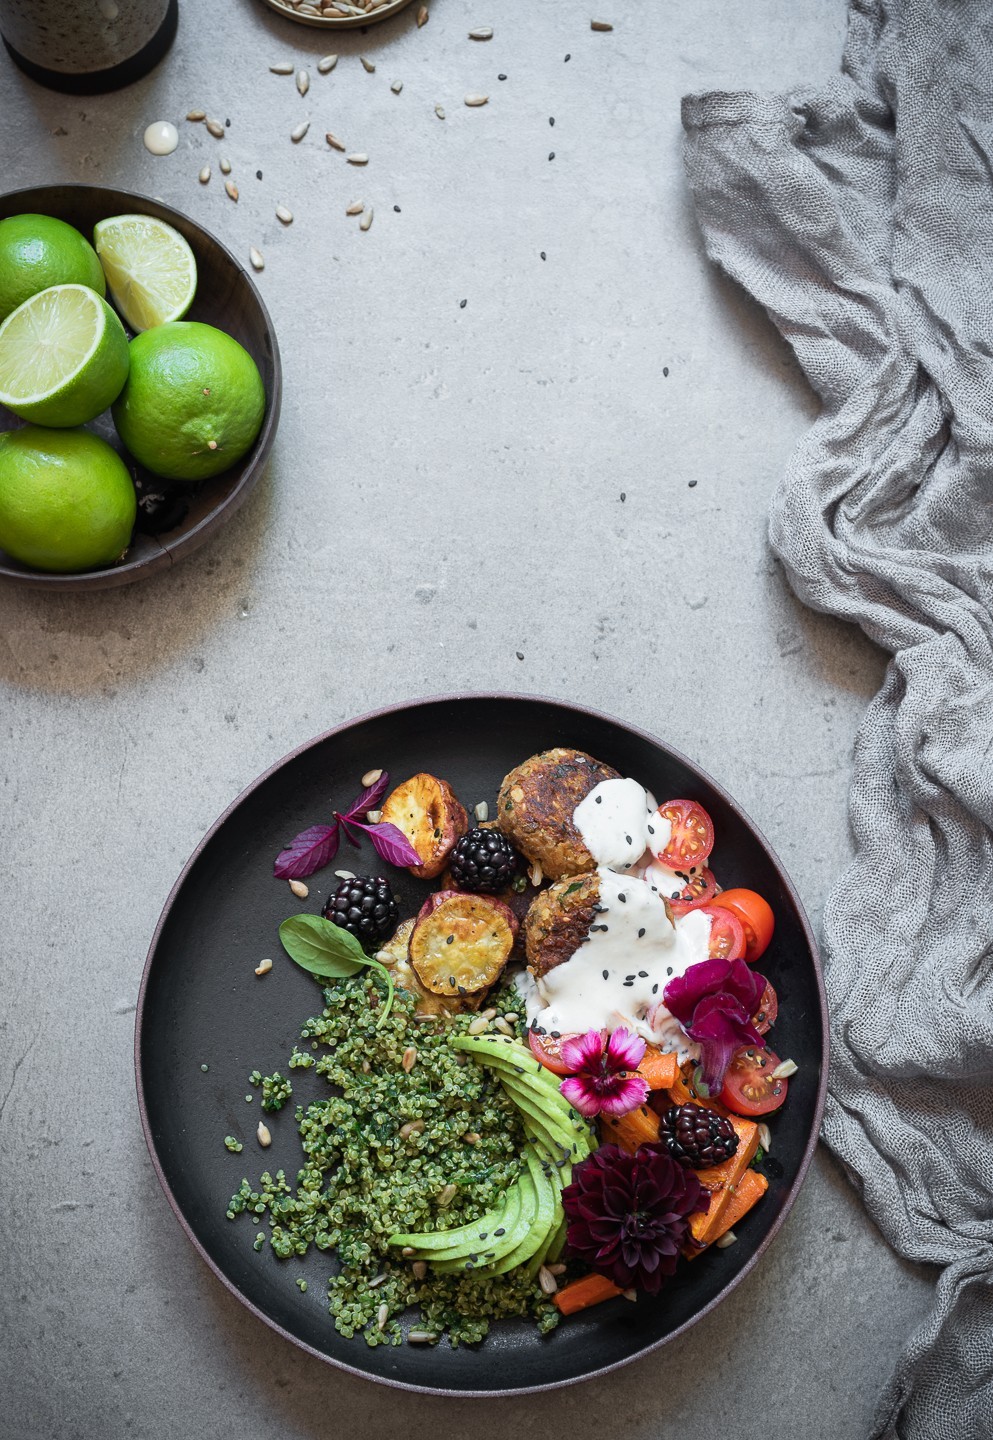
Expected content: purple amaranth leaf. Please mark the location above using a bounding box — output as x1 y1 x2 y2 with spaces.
349 820 422 868
273 823 340 880
340 770 391 821
335 812 364 848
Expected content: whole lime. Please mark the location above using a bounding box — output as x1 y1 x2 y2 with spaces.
112 321 265 482
0 425 136 572
0 283 130 428
0 214 106 321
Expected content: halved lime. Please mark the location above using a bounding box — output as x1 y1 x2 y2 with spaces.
0 283 130 427
94 214 197 332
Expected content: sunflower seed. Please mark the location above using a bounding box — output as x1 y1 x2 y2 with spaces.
771 1058 798 1079
757 1122 772 1152
359 207 374 231
299 3 321 12
408 1329 436 1343
368 1272 388 1288
276 204 293 224
360 55 376 72
467 1016 489 1035
361 1058 371 1073
361 768 383 787
186 109 206 121
376 1303 389 1331
493 1017 514 1036
622 1288 637 1301
502 1012 519 1023
464 93 489 106
401 1246 416 1257
291 121 310 143
334 869 356 880
538 1266 558 1296
481 1008 497 1020
365 809 382 824
317 54 338 73
347 153 368 164
434 104 445 119
411 1261 428 1281
296 69 310 95
402 1046 417 1073
468 26 493 39
716 1229 738 1248
399 1121 426 1139
254 957 272 975
391 79 403 94
345 199 364 215
416 4 428 24
436 1183 457 1207
269 61 294 74
206 119 225 138
326 131 346 151
225 180 239 202
220 156 231 174
288 879 308 898
590 18 613 30
473 801 489 822
198 164 211 183
546 1263 567 1276
257 1121 272 1147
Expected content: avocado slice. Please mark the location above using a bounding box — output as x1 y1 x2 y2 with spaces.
388 1178 519 1256
486 1149 558 1276
429 1165 534 1273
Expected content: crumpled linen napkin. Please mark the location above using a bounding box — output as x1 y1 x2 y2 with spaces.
682 2 993 1436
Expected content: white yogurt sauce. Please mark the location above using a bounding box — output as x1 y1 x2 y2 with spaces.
573 777 657 872
523 867 712 1062
645 857 692 904
143 121 179 156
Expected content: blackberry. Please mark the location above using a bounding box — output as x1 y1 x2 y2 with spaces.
658 1103 740 1169
322 876 398 948
449 827 521 893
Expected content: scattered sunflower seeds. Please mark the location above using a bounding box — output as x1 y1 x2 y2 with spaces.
407 1329 436 1343
399 1120 425 1138
376 1303 389 1331
391 79 403 94
317 54 338 73
434 104 446 119
416 4 428 25
334 869 356 880
289 878 309 898
591 18 613 29
186 109 206 121
468 26 493 39
360 55 376 73
771 1058 798 1079
538 1265 558 1296
347 152 368 164
257 1121 272 1147
365 808 382 823
467 1016 489 1035
276 204 293 224
225 179 239 202
345 200 365 215
757 1122 772 1152
219 156 231 174
716 1229 738 1248
359 207 374 231
473 801 489 822
198 164 211 184
254 957 272 975
464 93 489 106
270 61 294 74
296 68 310 96
291 120 310 142
411 1262 428 1281
326 131 346 151
436 1183 458 1208
368 1272 388 1289
361 768 383 787
206 118 224 138
401 1045 417 1072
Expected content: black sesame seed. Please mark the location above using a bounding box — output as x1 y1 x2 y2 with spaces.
394 204 401 212
498 73 507 80
595 795 602 804
256 169 263 180
446 935 454 945
638 971 648 978
620 492 626 502
623 979 634 987
666 967 673 976
663 366 669 377
549 116 555 126
564 52 571 60
602 969 609 980
550 1031 560 1039
494 1227 505 1237
638 928 646 938
548 151 555 160
688 480 697 488
625 974 635 983
460 298 467 308
625 835 632 845
449 976 456 986
652 984 659 995
648 824 655 835
540 250 546 260
618 893 626 903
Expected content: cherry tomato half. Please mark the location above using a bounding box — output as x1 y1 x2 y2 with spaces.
752 980 778 1035
649 798 715 871
696 904 746 962
719 1045 788 1116
710 888 775 963
668 866 718 917
528 1029 577 1076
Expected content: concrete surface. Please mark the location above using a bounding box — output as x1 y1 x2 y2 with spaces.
0 2 937 1437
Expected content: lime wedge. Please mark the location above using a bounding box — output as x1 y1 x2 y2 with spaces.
94 214 197 332
0 282 130 427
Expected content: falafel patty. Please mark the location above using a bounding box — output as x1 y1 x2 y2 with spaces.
524 872 600 977
497 748 621 881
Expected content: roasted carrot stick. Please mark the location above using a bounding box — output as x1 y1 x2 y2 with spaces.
637 1045 680 1090
600 1102 660 1153
553 1272 623 1315
685 1167 768 1258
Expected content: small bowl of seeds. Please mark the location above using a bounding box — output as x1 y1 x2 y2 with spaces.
258 0 420 26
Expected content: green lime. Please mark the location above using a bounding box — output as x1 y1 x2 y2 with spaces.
93 213 197 332
0 283 130 427
0 213 106 322
112 321 265 482
0 425 136 572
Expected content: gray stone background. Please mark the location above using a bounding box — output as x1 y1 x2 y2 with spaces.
0 1 936 1436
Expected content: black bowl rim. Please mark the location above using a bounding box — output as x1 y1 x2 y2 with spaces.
0 182 282 591
134 691 829 1397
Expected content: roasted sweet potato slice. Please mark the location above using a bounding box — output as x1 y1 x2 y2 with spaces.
379 918 483 1017
409 892 516 996
379 773 468 879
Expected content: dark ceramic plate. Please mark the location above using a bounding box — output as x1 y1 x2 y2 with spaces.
135 694 827 1396
0 184 281 590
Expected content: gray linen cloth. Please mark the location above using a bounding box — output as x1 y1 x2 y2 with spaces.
682 2 993 1436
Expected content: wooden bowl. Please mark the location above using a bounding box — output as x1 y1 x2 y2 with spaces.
0 184 282 591
257 0 416 28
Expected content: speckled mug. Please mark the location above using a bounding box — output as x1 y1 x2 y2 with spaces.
1 0 178 92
